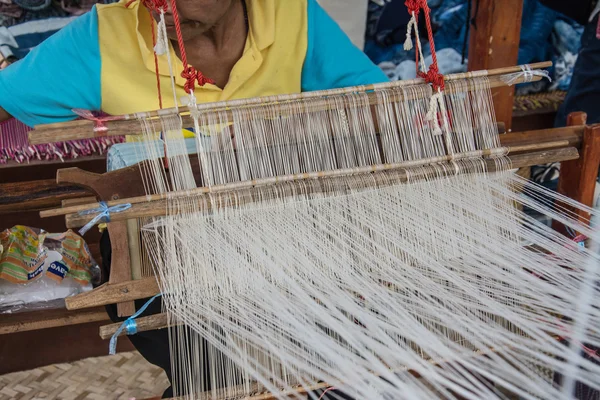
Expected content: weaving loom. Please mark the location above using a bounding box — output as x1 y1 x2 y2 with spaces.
26 0 600 398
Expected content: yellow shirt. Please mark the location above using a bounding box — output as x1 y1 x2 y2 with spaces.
98 0 307 115
0 0 387 128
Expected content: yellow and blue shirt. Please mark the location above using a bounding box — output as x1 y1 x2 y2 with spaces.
0 0 388 128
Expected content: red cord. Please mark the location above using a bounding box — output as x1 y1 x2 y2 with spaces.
318 387 336 400
405 0 445 91
168 0 214 93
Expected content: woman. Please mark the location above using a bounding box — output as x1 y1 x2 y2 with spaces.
0 0 387 126
0 1 387 398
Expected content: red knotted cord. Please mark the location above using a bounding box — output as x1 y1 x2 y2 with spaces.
404 0 445 91
167 0 214 94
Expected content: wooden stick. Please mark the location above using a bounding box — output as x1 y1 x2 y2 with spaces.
29 64 551 145
0 307 108 335
99 312 168 339
29 74 540 144
41 140 573 224
41 61 554 123
65 277 160 311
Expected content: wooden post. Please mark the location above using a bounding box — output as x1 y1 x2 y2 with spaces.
554 112 600 234
57 167 147 317
468 0 523 131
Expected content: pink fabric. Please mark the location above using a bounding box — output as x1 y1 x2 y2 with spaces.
597 15 600 40
0 118 124 164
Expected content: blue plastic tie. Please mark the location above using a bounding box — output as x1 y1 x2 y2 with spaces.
109 293 162 355
78 201 132 236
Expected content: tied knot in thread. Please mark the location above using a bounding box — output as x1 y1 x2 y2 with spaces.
109 294 162 355
403 1 421 51
501 64 552 86
419 64 445 91
182 66 215 93
77 201 132 236
141 0 167 12
72 109 121 134
420 64 446 136
404 0 421 15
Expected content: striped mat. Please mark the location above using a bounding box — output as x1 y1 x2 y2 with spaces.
0 351 169 399
0 118 124 164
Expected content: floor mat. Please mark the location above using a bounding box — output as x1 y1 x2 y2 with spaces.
0 351 168 399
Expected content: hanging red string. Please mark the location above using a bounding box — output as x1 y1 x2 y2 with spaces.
127 0 168 109
404 0 445 92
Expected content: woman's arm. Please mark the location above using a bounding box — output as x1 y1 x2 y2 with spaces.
0 8 101 127
301 0 389 92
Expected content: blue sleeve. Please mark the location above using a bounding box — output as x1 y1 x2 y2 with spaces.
301 0 389 91
0 7 101 127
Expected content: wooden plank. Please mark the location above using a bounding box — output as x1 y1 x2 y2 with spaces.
499 125 584 149
65 277 160 310
554 113 600 233
0 307 108 335
468 0 524 130
62 197 97 207
0 180 91 214
107 222 136 317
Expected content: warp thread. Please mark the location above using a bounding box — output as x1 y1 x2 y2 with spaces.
109 293 163 355
77 201 132 235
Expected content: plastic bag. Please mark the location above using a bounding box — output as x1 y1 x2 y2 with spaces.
0 226 100 314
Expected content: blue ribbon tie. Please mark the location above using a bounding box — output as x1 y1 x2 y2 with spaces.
78 201 132 236
108 293 162 355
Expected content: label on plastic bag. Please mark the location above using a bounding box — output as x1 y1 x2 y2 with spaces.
45 251 69 282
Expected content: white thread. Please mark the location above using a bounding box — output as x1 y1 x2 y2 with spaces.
153 15 168 55
404 13 416 51
157 10 179 111
501 64 552 86
129 72 600 400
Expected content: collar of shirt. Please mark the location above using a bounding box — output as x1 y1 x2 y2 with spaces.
132 0 275 95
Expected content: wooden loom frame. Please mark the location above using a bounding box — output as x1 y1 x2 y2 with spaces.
27 113 600 400
0 0 591 393
4 56 600 397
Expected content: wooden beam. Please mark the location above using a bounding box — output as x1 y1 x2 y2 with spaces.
0 180 91 214
0 307 108 335
62 145 581 228
100 312 169 339
554 113 600 233
468 0 524 130
107 222 136 317
65 277 160 310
